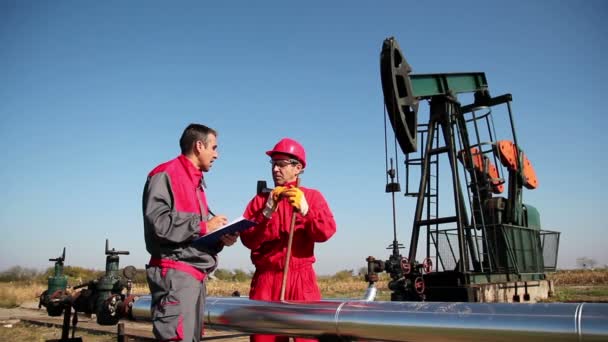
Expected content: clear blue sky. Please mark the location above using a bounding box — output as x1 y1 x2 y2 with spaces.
1 1 606 275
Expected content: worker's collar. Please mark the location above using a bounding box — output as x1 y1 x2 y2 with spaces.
282 179 299 188
178 154 203 187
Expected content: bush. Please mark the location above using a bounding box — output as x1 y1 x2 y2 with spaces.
232 269 251 282
35 266 104 286
0 266 42 282
212 268 252 282
331 270 355 281
213 269 234 281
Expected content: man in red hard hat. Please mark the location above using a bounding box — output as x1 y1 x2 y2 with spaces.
241 138 337 342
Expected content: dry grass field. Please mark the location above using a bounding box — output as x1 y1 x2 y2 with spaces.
547 269 608 285
0 282 45 308
0 277 381 309
545 269 608 302
1 269 607 308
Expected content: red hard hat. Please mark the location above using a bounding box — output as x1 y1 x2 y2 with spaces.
266 138 306 168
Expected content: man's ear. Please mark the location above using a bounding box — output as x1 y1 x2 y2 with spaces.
195 140 205 152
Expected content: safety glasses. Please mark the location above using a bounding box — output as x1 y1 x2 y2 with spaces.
270 159 299 168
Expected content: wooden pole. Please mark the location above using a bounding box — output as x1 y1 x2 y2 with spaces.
280 177 301 301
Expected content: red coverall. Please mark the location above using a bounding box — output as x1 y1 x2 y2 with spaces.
241 183 336 342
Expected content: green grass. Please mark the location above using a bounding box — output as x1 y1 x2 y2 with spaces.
551 286 608 302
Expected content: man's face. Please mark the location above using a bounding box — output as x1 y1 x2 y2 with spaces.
271 153 302 185
197 133 218 172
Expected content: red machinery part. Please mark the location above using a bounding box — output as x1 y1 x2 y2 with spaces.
400 257 411 275
496 140 538 189
458 147 504 193
422 258 433 274
414 277 425 294
121 295 137 317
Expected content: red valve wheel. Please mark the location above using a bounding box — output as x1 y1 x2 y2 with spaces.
414 277 425 294
400 257 411 275
422 257 433 274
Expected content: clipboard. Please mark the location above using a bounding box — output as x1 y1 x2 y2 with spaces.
193 216 256 248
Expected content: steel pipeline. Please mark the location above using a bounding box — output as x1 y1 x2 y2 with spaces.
130 295 608 341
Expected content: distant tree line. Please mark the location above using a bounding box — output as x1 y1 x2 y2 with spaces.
0 266 366 284
0 265 105 283
0 266 42 282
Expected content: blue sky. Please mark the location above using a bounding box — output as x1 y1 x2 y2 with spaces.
1 1 606 275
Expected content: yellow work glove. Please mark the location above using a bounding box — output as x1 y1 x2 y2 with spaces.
263 186 289 218
271 186 288 202
283 188 309 216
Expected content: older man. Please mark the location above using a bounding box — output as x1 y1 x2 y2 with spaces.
241 137 337 342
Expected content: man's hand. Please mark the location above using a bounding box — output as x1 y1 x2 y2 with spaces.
271 186 288 201
283 188 309 216
219 233 239 246
263 186 289 218
206 215 228 233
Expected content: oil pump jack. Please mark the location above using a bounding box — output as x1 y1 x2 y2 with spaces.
365 37 561 302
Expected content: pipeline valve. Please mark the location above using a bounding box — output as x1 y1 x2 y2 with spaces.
95 239 136 325
39 247 68 316
68 240 137 325
366 253 434 301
